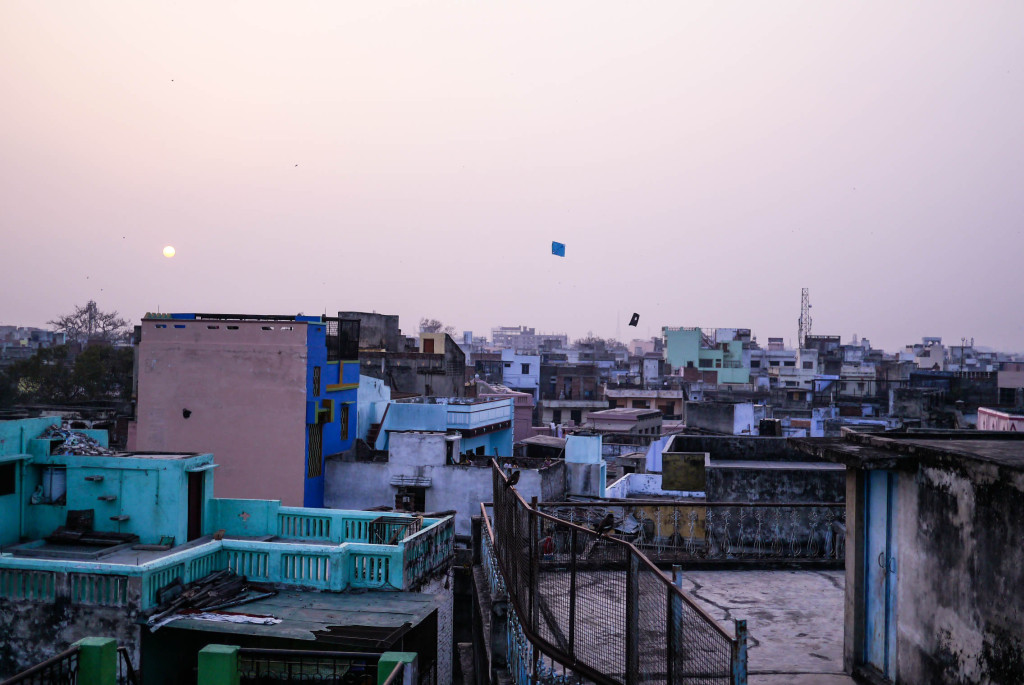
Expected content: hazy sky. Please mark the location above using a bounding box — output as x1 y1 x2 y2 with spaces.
2 2 1022 352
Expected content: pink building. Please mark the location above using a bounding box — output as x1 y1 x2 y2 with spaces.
130 314 360 507
977 407 1024 432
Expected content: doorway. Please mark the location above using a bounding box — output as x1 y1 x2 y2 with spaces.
863 470 897 677
187 471 204 541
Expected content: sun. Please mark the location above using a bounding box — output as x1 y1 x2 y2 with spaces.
162 245 176 258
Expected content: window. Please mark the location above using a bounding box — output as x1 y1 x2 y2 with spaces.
340 404 350 441
312 366 321 396
715 359 722 368
504 363 512 368
783 361 795 367
0 463 14 496
802 362 814 369
769 360 780 367
476 446 485 456
552 409 562 423
633 399 650 409
858 383 865 391
307 424 323 478
571 409 582 424
698 359 713 368
750 360 761 368
395 486 426 513
521 363 530 374
785 381 798 387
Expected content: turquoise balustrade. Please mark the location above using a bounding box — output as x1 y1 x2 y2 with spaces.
0 513 453 609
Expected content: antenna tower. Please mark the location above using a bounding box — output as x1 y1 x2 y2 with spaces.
798 288 812 348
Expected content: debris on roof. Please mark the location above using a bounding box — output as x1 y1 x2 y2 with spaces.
148 570 278 631
40 425 115 456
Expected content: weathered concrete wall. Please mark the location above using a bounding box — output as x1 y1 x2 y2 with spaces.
705 462 846 502
667 434 812 462
338 311 402 352
419 573 454 685
685 402 757 435
0 581 142 679
324 458 563 535
893 462 1024 684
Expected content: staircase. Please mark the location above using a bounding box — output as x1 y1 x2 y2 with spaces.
366 422 383 448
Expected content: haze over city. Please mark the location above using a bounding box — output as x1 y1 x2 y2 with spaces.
2 2 1023 351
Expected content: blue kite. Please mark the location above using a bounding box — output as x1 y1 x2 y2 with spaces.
551 241 566 257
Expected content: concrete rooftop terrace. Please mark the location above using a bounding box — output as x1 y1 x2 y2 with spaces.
810 431 1024 471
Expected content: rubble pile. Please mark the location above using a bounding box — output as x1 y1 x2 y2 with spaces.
40 424 115 456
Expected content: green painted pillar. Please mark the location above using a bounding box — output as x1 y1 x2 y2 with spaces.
197 644 240 685
377 651 417 684
75 637 116 685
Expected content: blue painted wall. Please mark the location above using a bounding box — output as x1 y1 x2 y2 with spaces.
303 321 358 508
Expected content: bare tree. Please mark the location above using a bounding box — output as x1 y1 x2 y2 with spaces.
419 318 456 336
48 301 130 344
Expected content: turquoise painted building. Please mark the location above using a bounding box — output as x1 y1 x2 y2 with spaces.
0 417 455 680
663 327 751 384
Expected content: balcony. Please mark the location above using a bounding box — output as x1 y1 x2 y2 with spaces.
0 502 455 612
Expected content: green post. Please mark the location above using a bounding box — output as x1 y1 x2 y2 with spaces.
197 644 240 685
377 651 417 684
75 637 116 685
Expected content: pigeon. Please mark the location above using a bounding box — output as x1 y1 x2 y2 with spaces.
504 470 521 489
593 513 615 536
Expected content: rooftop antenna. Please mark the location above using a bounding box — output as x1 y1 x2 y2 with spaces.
797 288 812 349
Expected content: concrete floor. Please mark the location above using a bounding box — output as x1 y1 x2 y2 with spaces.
675 569 856 685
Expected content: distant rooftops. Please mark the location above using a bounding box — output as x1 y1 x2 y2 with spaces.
144 313 334 323
589 408 662 419
396 396 507 406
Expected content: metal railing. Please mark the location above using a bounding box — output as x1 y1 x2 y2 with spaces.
380 662 405 685
2 646 79 684
535 501 846 566
488 461 746 684
116 647 138 685
237 648 378 684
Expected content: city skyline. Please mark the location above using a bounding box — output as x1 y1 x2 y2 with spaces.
2 3 1023 352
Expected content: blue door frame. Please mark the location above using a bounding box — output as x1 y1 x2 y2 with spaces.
864 470 897 677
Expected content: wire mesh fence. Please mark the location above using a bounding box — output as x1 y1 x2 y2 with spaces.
489 461 740 685
536 501 845 566
237 648 378 684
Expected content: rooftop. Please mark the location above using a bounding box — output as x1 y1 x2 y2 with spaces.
588 408 662 419
161 588 443 646
809 431 1024 472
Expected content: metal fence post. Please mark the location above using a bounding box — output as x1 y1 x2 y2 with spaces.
731 619 748 685
75 637 117 685
197 644 240 685
626 553 640 685
569 527 577 657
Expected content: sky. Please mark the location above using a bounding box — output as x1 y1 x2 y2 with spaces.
2 2 1023 352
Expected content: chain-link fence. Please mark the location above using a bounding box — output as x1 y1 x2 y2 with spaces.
490 461 742 685
536 501 846 567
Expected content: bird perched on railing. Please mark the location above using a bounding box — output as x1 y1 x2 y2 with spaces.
504 470 521 489
593 513 615 536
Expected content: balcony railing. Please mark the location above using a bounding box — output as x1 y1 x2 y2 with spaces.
486 461 748 685
0 513 454 610
535 501 846 566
